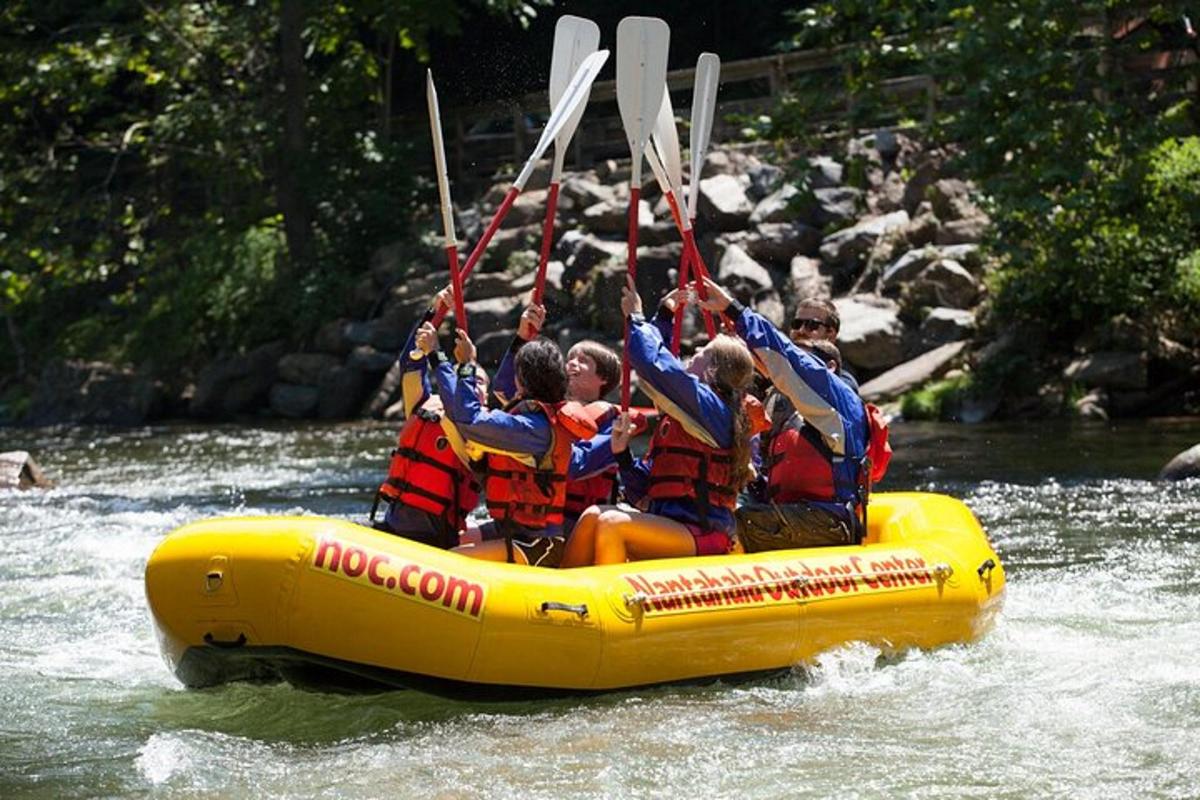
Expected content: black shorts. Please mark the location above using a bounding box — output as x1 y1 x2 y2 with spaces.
735 502 852 552
478 520 566 568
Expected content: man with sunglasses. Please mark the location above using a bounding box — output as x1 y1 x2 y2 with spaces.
789 298 859 394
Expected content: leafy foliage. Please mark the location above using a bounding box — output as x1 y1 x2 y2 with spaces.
773 1 1200 342
0 0 541 387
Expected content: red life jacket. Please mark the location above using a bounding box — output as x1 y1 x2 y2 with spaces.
646 416 739 526
377 402 480 530
484 400 593 530
564 468 619 517
864 402 892 484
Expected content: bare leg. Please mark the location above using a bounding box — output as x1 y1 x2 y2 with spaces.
560 505 611 568
452 539 528 565
593 508 697 565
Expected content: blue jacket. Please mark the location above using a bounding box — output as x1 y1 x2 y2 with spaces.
733 305 868 518
618 315 739 534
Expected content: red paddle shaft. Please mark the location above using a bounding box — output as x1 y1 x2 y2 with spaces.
532 181 561 306
447 244 466 333
621 185 641 411
432 186 520 327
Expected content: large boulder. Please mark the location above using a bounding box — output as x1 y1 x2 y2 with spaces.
809 186 863 228
319 366 369 419
747 161 784 200
742 222 822 266
833 296 907 371
561 174 617 208
858 341 969 403
903 259 982 310
880 246 941 294
1063 351 1148 391
28 360 161 426
501 188 549 228
698 174 755 230
1159 443 1200 481
269 383 320 419
819 211 911 282
807 156 844 189
277 353 342 386
562 234 625 288
919 307 977 348
787 256 834 303
582 198 653 235
463 295 523 335
0 451 53 489
346 345 395 374
717 244 775 295
191 341 286 419
936 213 990 245
749 183 802 225
928 178 975 221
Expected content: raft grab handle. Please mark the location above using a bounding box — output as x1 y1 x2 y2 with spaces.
623 575 811 611
977 559 996 579
539 601 589 619
203 632 247 649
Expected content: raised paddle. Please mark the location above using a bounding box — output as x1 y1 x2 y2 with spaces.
426 70 467 334
533 15 601 306
432 47 610 327
615 16 669 409
688 53 720 224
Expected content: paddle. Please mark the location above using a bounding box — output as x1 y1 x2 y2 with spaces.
426 70 467 334
432 47 610 327
533 15 600 306
616 16 669 410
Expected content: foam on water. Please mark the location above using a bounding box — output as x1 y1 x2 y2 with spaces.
1 421 1198 799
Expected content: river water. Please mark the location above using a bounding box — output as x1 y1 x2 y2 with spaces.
1 419 1197 799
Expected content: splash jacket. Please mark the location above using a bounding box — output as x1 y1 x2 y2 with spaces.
616 315 744 535
732 305 869 523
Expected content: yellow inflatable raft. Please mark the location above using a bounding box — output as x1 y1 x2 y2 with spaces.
145 492 1004 694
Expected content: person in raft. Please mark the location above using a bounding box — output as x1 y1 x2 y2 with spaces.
789 296 860 394
371 286 485 549
559 276 755 567
413 321 596 567
491 301 646 535
696 276 873 550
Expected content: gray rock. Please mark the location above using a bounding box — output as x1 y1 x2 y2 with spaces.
278 353 342 386
480 224 541 269
319 366 369 419
872 129 900 160
314 318 354 356
819 211 911 278
702 150 749 178
880 246 940 293
581 198 653 235
698 174 755 230
563 235 625 288
467 266 536 302
749 184 802 225
501 188 549 228
753 291 788 329
901 211 940 249
743 222 822 265
834 296 907 371
191 341 286 419
347 345 396 374
0 451 52 490
919 307 977 347
811 186 863 228
936 214 990 245
807 156 844 189
787 256 834 303
1159 443 1200 480
463 295 523 335
269 383 320 419
475 329 518 367
907 259 981 309
1063 351 1148 390
858 341 969 403
456 206 482 244
717 244 775 294
28 360 161 426
873 172 907 213
929 178 973 221
1074 388 1110 421
561 174 617 208
939 243 984 272
747 162 784 200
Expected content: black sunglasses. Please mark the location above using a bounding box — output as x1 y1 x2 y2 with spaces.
791 317 831 332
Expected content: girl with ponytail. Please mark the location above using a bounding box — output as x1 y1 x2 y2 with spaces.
560 277 755 566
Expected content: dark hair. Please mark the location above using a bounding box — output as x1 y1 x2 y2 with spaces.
569 340 621 397
515 337 567 403
794 297 840 333
797 338 842 370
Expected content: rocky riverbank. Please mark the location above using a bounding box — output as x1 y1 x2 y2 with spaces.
23 132 1200 426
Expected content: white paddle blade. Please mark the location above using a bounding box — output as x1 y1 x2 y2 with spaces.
643 141 673 197
650 87 688 217
688 52 720 220
514 48 610 189
616 16 670 188
426 70 456 245
548 15 601 179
